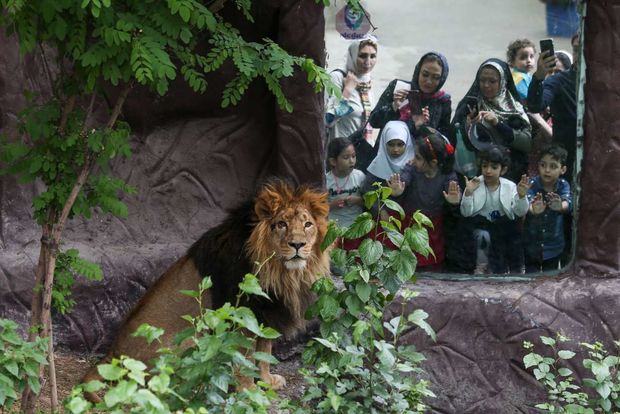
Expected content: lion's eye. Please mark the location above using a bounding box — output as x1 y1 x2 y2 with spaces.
304 221 313 228
276 221 287 230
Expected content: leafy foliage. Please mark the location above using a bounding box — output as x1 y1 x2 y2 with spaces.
66 275 281 413
0 319 48 409
296 184 436 413
52 248 104 315
0 0 335 108
524 335 620 413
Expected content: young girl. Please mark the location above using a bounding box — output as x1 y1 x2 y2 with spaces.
388 127 461 269
361 120 415 220
326 137 366 229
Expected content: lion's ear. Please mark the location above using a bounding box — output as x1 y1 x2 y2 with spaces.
304 191 329 221
255 186 284 220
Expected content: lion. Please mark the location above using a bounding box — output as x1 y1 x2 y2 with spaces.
81 181 331 399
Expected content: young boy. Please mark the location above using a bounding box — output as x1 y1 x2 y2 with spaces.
524 146 572 272
460 145 530 274
507 39 536 101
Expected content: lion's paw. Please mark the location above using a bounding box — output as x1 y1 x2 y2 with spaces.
265 373 286 390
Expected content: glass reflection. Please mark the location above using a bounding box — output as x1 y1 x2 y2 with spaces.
323 0 582 277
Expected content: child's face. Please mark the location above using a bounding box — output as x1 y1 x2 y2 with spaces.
386 139 406 159
538 154 566 187
412 144 437 174
330 144 356 176
480 160 507 186
511 47 535 73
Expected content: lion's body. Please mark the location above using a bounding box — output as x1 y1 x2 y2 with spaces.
82 182 330 395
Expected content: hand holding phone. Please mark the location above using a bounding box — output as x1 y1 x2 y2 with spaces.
540 38 555 64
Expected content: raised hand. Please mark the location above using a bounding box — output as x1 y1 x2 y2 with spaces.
387 173 405 197
392 89 409 111
530 193 546 215
412 106 430 128
464 176 481 196
342 71 359 98
535 50 558 80
546 192 563 211
443 180 462 205
517 174 531 198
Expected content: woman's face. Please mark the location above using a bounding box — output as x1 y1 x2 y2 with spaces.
478 67 501 100
356 45 377 75
418 60 443 94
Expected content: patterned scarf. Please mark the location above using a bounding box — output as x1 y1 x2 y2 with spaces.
357 81 373 140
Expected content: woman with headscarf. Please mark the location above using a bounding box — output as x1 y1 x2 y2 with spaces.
453 58 532 183
369 52 452 140
325 35 378 145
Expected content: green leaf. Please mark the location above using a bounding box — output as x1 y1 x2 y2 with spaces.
408 309 436 341
540 336 556 346
321 221 339 251
104 380 138 407
238 273 270 300
358 238 383 266
524 352 543 368
558 367 572 376
558 350 576 360
355 282 371 303
97 364 125 381
383 199 405 219
344 212 374 239
132 323 164 344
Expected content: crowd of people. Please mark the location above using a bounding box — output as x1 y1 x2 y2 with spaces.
324 34 579 274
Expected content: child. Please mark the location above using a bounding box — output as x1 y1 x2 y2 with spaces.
361 120 415 220
388 127 461 269
326 137 366 229
507 39 536 101
460 145 530 274
524 146 572 272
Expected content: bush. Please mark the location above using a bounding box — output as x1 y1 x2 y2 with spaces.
0 319 48 410
524 334 620 413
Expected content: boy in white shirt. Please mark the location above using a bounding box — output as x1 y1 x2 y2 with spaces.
460 145 531 274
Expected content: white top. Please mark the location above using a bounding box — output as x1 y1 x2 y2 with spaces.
325 70 374 142
326 169 366 228
460 176 528 220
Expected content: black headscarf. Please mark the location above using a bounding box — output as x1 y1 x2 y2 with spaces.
410 51 450 97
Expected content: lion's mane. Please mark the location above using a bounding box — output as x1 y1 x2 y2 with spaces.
188 181 330 337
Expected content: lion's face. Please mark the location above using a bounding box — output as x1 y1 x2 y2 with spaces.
270 205 319 270
251 181 329 272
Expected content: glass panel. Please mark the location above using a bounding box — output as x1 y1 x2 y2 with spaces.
323 0 584 279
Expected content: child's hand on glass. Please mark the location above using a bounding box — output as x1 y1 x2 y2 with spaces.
517 174 531 198
546 192 563 211
442 180 462 205
463 176 481 196
530 193 546 215
387 173 405 197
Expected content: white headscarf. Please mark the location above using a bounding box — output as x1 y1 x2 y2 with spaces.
367 121 415 180
343 35 378 82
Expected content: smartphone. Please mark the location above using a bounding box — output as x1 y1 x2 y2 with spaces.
540 38 555 63
409 89 422 114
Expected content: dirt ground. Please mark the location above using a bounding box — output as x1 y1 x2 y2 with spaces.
30 347 306 413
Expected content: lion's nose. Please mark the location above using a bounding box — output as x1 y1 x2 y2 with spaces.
289 242 306 251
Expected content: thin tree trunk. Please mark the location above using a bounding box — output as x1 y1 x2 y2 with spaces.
22 83 132 413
